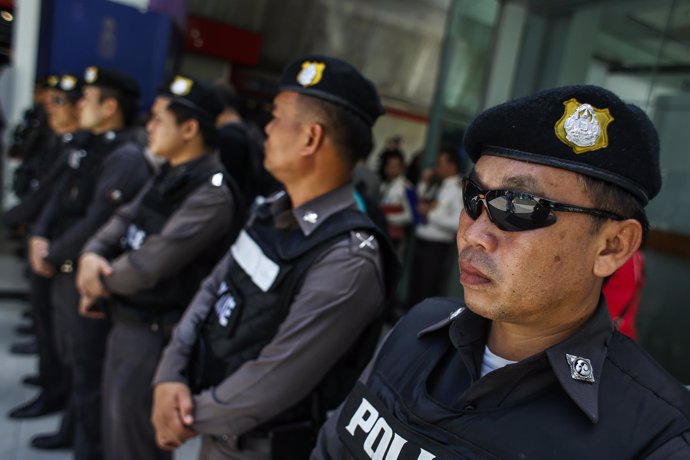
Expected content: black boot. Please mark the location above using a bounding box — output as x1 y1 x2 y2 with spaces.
8 394 65 419
21 374 41 387
30 406 75 450
9 340 38 355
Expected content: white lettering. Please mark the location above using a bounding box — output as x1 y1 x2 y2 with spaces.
417 449 436 460
345 397 437 460
345 398 379 437
385 434 408 459
364 418 393 460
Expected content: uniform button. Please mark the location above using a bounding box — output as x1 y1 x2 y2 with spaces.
221 434 230 441
150 323 159 332
463 403 476 411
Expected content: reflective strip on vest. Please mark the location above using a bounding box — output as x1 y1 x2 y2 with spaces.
230 230 280 292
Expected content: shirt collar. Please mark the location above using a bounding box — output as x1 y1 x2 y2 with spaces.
420 297 613 424
544 297 613 423
276 183 358 236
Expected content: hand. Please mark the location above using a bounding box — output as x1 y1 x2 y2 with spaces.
28 236 55 278
152 382 198 451
420 168 434 184
78 294 106 319
417 201 432 218
77 253 112 299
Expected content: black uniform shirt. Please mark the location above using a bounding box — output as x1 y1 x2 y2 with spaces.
32 131 150 267
314 299 690 459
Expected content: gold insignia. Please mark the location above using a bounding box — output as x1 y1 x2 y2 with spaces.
554 98 614 154
170 76 193 96
46 75 59 87
84 66 98 84
60 75 77 91
297 61 326 87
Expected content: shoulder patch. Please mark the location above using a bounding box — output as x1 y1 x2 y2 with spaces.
350 230 378 252
211 172 224 187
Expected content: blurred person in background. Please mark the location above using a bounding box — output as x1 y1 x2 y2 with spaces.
28 66 151 458
7 73 89 428
406 148 463 310
379 149 412 251
77 74 241 460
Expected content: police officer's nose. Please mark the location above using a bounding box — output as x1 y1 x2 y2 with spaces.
458 207 498 253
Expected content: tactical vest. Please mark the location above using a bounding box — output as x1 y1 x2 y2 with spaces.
336 298 690 460
114 162 237 314
52 131 133 238
190 204 399 421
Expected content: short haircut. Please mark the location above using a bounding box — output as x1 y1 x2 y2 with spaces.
438 148 460 170
166 102 219 150
215 84 241 112
578 175 649 239
297 94 373 168
98 86 139 127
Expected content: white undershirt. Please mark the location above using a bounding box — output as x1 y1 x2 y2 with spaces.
480 345 517 378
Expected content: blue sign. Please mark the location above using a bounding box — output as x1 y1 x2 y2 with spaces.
44 0 175 112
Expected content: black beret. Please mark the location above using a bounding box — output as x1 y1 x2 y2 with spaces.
279 54 384 126
83 66 140 100
157 75 223 122
463 85 661 204
55 73 82 98
45 74 60 89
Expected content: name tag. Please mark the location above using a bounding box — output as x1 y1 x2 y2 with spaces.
230 230 280 292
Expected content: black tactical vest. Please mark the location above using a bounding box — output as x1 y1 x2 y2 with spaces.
5 131 92 228
52 130 133 238
336 298 690 459
114 161 237 314
189 203 399 421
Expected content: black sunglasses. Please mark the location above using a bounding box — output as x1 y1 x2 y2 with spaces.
462 177 624 232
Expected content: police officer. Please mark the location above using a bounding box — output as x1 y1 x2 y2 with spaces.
75 74 240 460
313 85 690 459
29 66 151 458
7 73 89 422
151 55 399 459
215 83 281 209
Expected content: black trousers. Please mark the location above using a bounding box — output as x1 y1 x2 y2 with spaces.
406 237 455 310
30 273 70 403
102 317 173 460
52 272 110 460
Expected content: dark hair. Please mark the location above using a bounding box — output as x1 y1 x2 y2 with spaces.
215 84 241 112
384 149 405 165
578 175 649 239
438 147 461 170
167 102 219 150
298 94 373 168
98 87 139 127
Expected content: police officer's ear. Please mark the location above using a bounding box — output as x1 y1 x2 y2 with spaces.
179 117 200 141
99 95 120 120
592 218 642 279
302 122 325 157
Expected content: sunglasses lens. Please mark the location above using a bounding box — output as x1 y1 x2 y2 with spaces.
487 192 556 231
462 177 558 232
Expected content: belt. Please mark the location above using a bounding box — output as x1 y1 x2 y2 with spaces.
60 260 74 273
110 304 181 332
238 433 271 454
